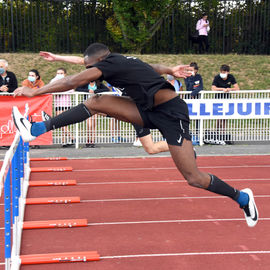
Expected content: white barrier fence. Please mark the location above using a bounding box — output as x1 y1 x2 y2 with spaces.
1 90 270 147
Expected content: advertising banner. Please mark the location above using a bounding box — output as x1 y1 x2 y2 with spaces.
186 99 270 119
0 95 53 146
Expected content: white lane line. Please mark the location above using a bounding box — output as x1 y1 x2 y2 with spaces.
0 217 270 230
0 250 269 264
100 250 270 259
74 165 270 172
87 217 270 226
0 194 269 206
81 194 270 203
77 178 270 185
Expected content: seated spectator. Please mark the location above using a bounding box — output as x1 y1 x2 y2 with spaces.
51 68 75 148
22 69 44 89
184 62 203 98
211 64 239 99
0 59 18 93
166 74 183 93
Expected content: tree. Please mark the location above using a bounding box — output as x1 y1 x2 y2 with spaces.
100 0 178 53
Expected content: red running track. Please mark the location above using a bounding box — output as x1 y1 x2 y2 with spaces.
0 155 270 270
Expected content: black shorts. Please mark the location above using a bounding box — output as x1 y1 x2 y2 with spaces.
136 96 191 146
132 123 151 138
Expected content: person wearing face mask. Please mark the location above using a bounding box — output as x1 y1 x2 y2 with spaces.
166 74 183 93
50 68 75 148
21 69 44 149
0 59 18 93
212 64 239 99
22 69 44 89
184 62 203 145
76 81 110 147
184 62 203 98
208 64 239 145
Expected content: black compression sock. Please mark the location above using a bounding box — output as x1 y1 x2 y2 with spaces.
44 103 91 131
207 174 240 201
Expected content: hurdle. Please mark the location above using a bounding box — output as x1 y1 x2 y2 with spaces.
1 105 100 269
1 131 30 270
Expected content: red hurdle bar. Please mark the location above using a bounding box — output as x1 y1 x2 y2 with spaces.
26 196 80 205
20 251 100 265
29 180 77 186
23 219 88 229
31 166 73 172
30 157 68 161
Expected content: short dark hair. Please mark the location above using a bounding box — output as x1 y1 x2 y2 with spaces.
83 43 109 58
202 13 207 18
57 67 67 74
29 69 40 80
190 62 199 70
220 64 230 72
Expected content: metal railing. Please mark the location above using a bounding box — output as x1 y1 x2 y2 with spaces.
1 90 270 147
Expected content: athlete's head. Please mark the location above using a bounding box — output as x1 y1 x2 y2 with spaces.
83 43 110 68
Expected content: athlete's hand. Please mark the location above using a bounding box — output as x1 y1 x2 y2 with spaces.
39 51 58 61
13 87 36 97
171 65 192 78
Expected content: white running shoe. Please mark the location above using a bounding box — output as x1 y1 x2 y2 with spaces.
133 139 142 147
41 111 51 121
241 188 258 227
12 106 36 142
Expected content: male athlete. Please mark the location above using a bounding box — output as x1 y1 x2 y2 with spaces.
12 43 258 227
38 50 169 155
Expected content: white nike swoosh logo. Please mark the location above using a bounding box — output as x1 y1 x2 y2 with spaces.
177 135 182 144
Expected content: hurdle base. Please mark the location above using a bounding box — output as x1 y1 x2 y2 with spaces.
20 251 100 265
29 180 77 186
26 196 80 205
31 166 72 172
23 219 88 229
30 157 68 161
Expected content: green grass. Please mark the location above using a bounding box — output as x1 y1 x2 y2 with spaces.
1 52 270 90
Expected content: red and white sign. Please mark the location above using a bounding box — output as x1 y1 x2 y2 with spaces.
0 95 53 145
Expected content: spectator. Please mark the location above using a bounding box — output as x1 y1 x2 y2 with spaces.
211 64 239 98
22 69 44 89
105 83 126 143
51 68 75 148
184 62 203 98
0 59 18 93
210 64 240 144
76 81 110 147
196 13 210 53
22 69 45 149
166 74 183 93
184 62 203 145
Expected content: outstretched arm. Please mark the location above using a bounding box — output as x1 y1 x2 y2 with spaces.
14 67 102 97
150 64 191 78
39 51 84 65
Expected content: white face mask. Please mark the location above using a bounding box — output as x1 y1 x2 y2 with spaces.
167 75 174 81
220 73 227 79
191 71 195 76
55 74 65 80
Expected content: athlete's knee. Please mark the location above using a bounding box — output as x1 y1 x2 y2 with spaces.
184 171 208 189
144 147 157 155
143 143 157 155
84 95 103 114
